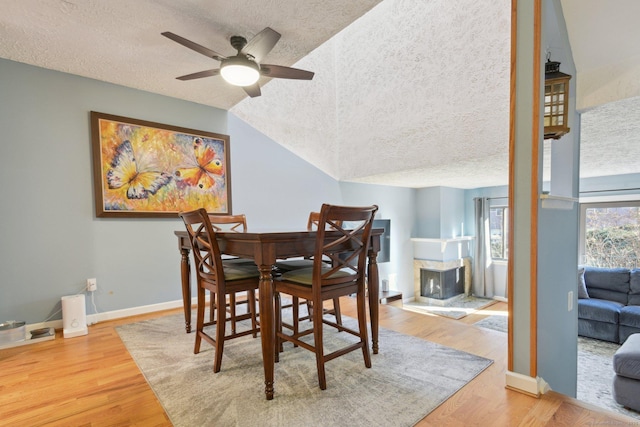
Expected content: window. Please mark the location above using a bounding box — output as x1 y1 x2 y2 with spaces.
579 201 640 268
490 206 509 260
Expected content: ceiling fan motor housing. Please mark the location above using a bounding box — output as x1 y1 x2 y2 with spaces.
230 35 248 52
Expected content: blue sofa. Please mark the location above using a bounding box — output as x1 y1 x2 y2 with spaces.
578 266 640 344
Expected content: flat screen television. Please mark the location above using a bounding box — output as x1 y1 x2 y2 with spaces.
373 219 390 263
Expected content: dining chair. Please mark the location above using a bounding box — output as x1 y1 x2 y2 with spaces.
208 213 255 333
179 208 260 373
274 203 378 389
275 212 343 336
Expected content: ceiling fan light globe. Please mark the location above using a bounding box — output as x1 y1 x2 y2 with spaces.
220 59 260 87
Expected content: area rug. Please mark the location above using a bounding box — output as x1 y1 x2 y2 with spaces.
402 295 497 319
473 314 640 421
474 313 508 333
116 312 493 427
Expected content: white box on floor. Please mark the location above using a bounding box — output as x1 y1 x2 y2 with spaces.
62 294 88 338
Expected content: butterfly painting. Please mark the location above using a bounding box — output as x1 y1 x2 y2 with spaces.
107 140 172 199
92 112 231 217
175 137 225 190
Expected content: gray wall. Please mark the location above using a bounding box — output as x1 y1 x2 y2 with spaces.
0 58 416 323
227 113 343 226
439 187 466 239
580 173 640 198
415 187 465 239
340 182 416 297
0 58 231 323
415 187 441 238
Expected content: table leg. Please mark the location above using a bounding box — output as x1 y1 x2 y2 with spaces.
180 247 192 333
368 252 380 354
258 265 275 400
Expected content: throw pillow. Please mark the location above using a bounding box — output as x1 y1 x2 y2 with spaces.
578 267 589 299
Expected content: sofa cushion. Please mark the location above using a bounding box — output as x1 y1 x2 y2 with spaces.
577 298 624 324
620 305 640 328
578 318 619 343
577 267 589 299
629 269 640 306
584 267 630 304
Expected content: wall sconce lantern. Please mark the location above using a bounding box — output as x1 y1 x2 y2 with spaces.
544 58 571 139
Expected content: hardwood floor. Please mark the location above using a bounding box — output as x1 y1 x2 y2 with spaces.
0 299 636 426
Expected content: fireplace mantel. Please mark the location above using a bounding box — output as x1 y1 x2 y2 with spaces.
410 236 474 253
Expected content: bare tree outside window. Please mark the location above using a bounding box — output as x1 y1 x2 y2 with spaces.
582 203 640 268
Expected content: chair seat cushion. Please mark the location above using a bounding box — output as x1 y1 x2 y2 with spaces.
223 264 259 281
280 267 353 286
613 333 640 380
275 259 314 271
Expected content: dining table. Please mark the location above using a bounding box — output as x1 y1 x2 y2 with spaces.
174 227 383 400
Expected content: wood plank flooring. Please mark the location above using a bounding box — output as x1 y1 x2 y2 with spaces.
0 299 636 426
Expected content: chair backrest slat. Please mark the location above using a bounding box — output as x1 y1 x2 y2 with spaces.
307 211 343 231
208 213 247 232
312 204 378 289
180 208 225 285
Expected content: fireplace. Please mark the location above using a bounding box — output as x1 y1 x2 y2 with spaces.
411 238 472 303
420 266 465 300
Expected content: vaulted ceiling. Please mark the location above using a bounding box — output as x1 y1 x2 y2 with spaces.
1 0 638 189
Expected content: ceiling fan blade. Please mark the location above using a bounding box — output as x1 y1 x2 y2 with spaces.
176 69 220 81
162 32 226 61
260 64 314 80
241 27 281 62
243 83 261 98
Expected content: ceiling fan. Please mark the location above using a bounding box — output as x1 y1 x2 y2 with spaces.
162 27 314 98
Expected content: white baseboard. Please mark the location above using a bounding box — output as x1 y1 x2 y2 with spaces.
0 297 193 350
505 371 550 397
26 296 197 333
86 298 188 325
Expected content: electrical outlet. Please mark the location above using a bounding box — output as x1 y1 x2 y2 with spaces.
87 278 97 292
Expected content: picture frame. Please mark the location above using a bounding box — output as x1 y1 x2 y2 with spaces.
91 111 232 218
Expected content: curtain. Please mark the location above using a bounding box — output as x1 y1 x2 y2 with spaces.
473 197 494 297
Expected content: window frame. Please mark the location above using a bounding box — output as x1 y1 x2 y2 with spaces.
490 205 509 261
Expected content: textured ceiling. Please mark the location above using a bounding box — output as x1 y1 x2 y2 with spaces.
231 0 511 188
0 0 382 110
1 0 639 189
